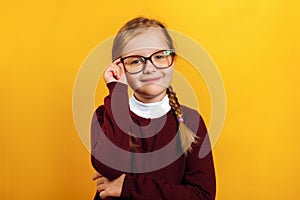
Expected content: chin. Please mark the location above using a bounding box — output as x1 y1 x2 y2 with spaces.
135 84 167 98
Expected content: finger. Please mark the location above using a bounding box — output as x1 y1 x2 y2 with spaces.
105 64 119 79
97 182 107 193
112 65 120 79
113 62 126 80
113 58 121 65
116 62 125 75
97 184 104 193
100 190 109 199
92 172 103 181
110 64 122 80
96 177 106 186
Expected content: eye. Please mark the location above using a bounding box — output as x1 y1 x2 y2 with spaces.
130 59 141 65
154 55 165 59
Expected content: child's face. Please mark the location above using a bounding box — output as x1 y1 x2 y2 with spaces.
121 28 174 102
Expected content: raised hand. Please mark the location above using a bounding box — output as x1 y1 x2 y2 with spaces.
103 59 127 84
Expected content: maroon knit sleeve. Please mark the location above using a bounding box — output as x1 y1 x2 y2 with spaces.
120 111 216 200
91 82 130 180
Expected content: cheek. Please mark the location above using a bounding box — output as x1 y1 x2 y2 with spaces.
125 74 140 90
164 67 174 83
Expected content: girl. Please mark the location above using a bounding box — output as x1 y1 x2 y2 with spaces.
91 17 216 199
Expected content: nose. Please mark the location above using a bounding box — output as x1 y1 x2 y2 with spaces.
143 60 157 74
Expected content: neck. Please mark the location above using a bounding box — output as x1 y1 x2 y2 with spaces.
134 91 167 103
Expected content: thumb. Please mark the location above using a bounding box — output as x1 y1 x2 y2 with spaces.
99 190 108 199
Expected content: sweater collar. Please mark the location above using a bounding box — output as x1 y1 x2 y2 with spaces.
129 94 171 119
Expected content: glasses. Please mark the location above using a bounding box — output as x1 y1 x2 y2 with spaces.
120 49 175 74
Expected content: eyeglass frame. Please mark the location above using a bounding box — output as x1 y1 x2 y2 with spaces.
119 49 176 74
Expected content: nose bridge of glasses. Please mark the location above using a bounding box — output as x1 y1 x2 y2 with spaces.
141 56 155 67
141 56 153 64
142 56 157 72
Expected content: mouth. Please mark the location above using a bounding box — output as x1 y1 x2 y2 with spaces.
141 77 162 83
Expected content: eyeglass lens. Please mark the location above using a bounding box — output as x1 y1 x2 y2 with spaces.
122 50 174 74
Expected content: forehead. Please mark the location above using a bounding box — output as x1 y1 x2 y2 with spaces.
122 27 169 56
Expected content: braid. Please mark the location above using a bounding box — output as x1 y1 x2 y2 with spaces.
167 86 198 154
129 135 138 152
166 86 182 118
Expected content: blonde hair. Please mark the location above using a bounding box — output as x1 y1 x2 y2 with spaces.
113 17 197 154
112 17 174 60
167 86 198 154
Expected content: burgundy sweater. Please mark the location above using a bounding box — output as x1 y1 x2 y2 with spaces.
91 82 216 200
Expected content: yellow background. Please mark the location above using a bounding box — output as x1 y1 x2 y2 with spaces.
1 0 299 199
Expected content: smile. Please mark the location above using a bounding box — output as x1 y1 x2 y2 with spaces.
141 77 162 82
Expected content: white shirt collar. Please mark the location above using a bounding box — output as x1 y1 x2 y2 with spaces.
129 94 171 119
